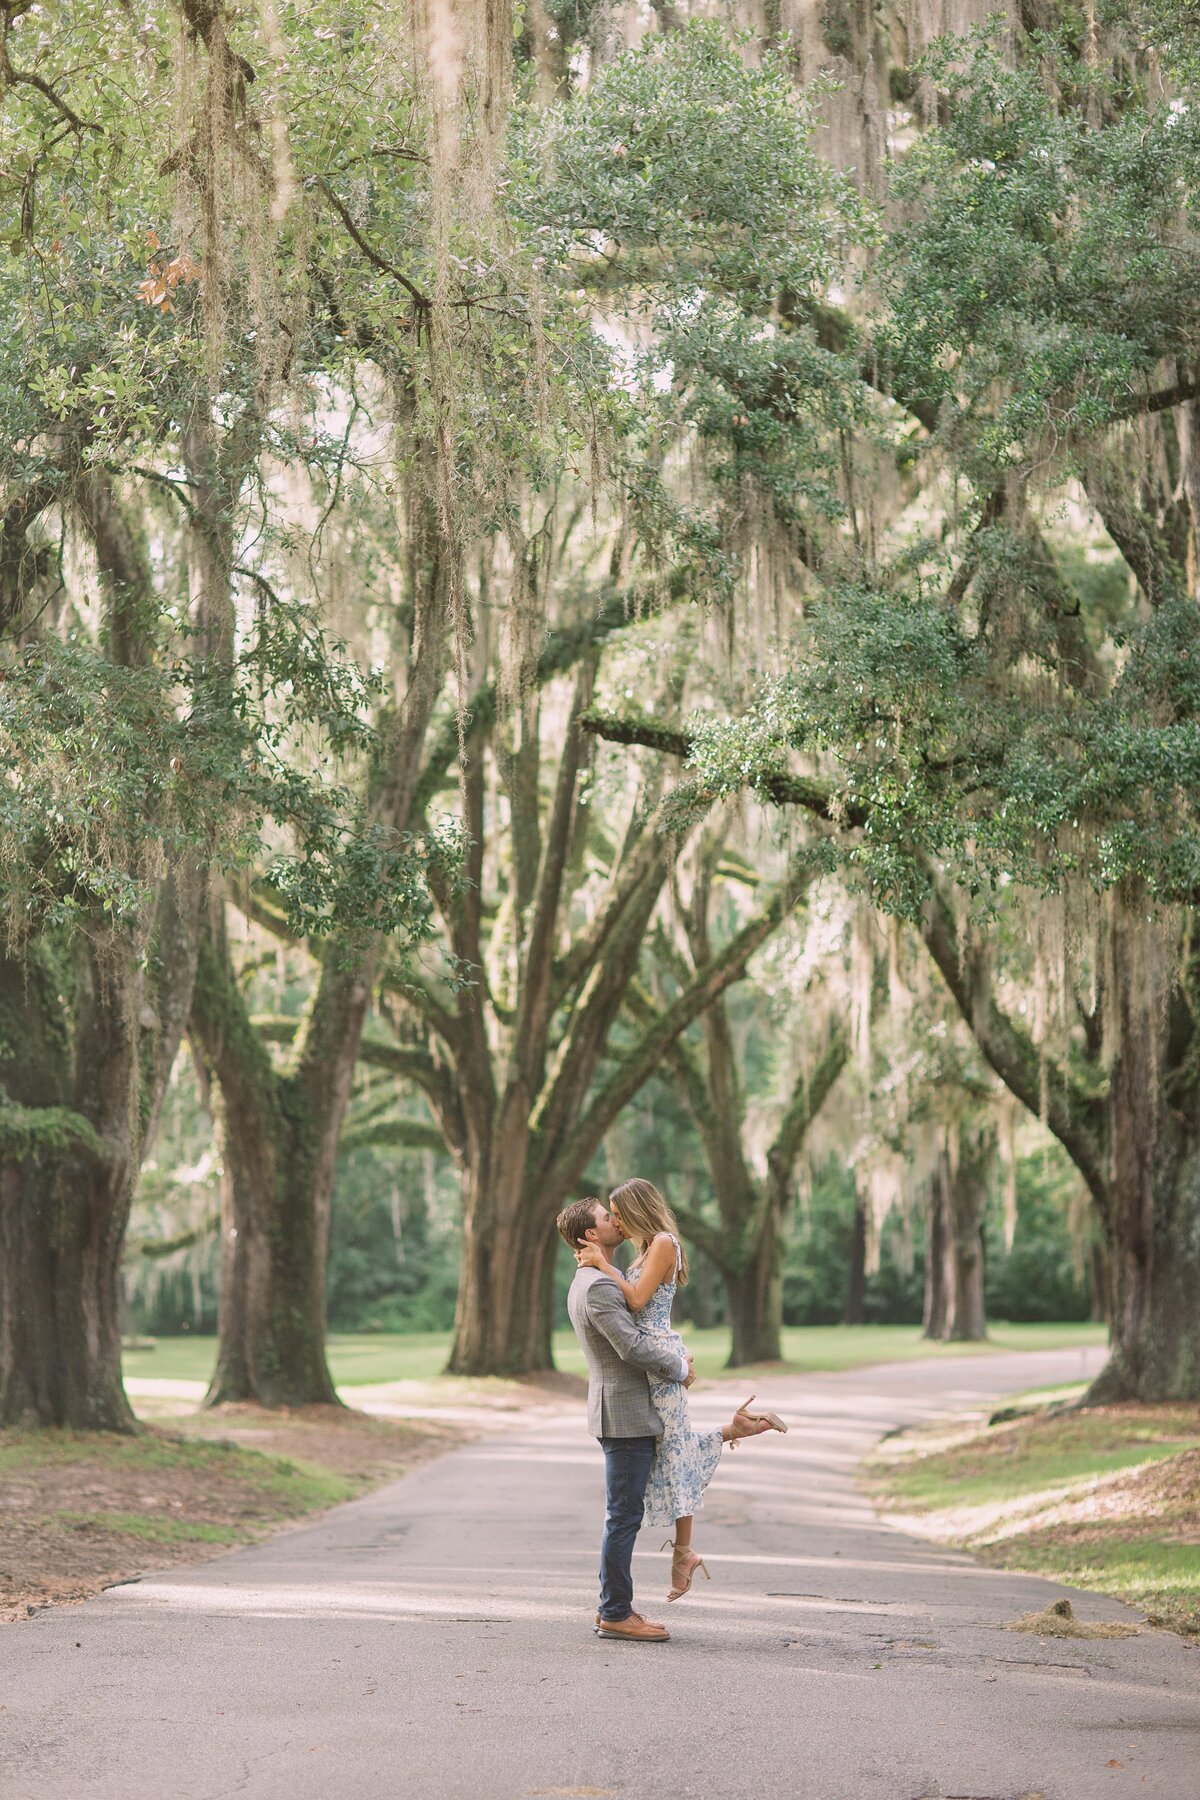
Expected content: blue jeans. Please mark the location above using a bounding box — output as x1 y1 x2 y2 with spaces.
598 1435 657 1622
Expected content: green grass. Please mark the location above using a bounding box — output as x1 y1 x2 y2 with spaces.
123 1320 1108 1388
56 1510 242 1546
874 1396 1200 1512
873 1404 1199 1514
0 1427 354 1514
1003 1534 1200 1630
885 1440 1194 1512
0 1427 248 1476
866 1401 1200 1636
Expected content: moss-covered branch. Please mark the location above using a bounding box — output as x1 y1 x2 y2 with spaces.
0 1097 112 1168
579 709 867 823
338 1116 448 1154
768 1025 849 1186
127 1211 220 1258
582 708 1107 1206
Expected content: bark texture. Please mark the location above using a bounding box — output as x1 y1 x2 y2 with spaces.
922 1125 991 1343
0 946 134 1429
189 918 343 1406
1083 917 1200 1402
846 1188 868 1326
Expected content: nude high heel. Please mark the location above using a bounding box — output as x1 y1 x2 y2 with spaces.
729 1393 788 1442
662 1539 711 1602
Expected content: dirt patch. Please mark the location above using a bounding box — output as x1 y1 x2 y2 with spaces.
0 1405 456 1623
1003 1597 1139 1640
180 1400 458 1476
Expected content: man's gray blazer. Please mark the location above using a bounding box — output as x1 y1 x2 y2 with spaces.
567 1266 685 1439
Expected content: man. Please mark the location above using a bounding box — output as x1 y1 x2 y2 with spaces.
557 1196 694 1644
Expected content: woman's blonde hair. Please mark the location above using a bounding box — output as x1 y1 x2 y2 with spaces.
607 1178 689 1285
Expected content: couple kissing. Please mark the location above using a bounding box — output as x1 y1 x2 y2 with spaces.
558 1178 786 1644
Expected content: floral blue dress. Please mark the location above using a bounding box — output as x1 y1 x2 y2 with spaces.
634 1236 724 1527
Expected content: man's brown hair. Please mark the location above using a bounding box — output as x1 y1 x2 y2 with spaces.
556 1196 601 1249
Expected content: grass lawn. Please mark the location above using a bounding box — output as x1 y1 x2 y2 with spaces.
123 1319 1108 1389
864 1397 1200 1638
0 1408 450 1620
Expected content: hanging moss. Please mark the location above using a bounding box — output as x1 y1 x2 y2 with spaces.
819 0 856 60
0 944 73 1109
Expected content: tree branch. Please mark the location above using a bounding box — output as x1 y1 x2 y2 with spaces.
532 850 669 1159
127 1211 220 1258
2 58 102 134
551 825 670 1011
626 978 710 1118
1081 471 1185 608
583 707 1109 1203
338 1116 447 1155
513 658 597 1089
378 964 461 1050
767 1026 849 1190
579 710 868 825
314 178 432 314
543 862 817 1201
252 1011 447 1085
668 1200 729 1268
1113 373 1200 421
0 1096 114 1169
412 575 694 814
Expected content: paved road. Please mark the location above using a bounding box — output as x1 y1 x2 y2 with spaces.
4 1348 1199 1800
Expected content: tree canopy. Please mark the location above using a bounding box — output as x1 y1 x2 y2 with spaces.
2 0 1198 1423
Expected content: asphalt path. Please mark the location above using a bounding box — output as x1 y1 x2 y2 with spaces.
4 1346 1199 1800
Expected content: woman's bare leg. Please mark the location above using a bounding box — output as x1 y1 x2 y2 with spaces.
665 1515 706 1600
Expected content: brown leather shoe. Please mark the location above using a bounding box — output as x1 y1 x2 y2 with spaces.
596 1611 669 1642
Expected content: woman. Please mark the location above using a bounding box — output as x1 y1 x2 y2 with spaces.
575 1176 786 1602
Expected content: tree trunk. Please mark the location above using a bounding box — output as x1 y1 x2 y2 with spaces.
1089 1235 1109 1323
448 1159 560 1375
0 942 144 1430
190 920 341 1407
922 1163 948 1339
1086 1020 1200 1401
845 1187 868 1326
1088 1150 1200 1402
921 881 1200 1398
685 1246 721 1328
722 1194 784 1365
923 1132 990 1343
195 502 449 1406
0 1152 134 1430
1078 904 1200 1403
946 1133 989 1342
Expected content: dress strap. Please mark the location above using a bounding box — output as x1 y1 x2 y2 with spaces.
669 1233 682 1274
